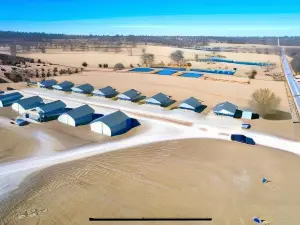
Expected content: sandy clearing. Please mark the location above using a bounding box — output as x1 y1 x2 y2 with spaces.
48 71 290 112
17 44 285 67
0 105 139 164
1 139 300 225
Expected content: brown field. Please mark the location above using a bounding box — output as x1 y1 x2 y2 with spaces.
1 139 300 225
0 107 142 164
53 70 290 112
16 44 288 79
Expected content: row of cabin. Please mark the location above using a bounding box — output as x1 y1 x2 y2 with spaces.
37 80 204 111
213 101 258 119
1 93 137 136
0 91 206 114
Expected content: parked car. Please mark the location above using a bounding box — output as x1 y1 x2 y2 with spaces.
231 134 256 145
15 118 29 126
6 87 15 91
242 123 251 129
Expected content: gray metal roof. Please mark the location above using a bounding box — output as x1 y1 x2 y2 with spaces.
37 100 66 114
92 110 129 128
72 83 94 93
147 92 170 103
93 86 117 96
39 79 57 87
65 104 94 119
17 96 44 110
180 97 202 108
213 101 237 114
121 89 140 99
53 81 74 90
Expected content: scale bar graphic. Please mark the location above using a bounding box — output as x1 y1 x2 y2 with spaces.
89 218 212 221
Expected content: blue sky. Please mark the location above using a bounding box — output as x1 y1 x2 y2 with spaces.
1 0 300 36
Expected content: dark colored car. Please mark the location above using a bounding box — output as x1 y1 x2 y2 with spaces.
231 134 256 145
15 118 29 126
242 123 251 129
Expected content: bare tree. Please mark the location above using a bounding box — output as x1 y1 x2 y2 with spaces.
170 50 184 64
249 88 281 117
141 53 155 67
127 48 133 56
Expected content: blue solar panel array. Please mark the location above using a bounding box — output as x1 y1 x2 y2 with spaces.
155 67 187 71
180 73 203 78
156 69 178 76
191 68 235 75
130 68 155 72
203 57 270 66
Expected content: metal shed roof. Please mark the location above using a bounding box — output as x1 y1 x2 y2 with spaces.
65 105 95 120
17 96 44 110
0 92 23 100
180 97 202 108
53 81 74 90
72 83 94 93
37 100 66 114
213 101 237 114
147 92 170 103
121 89 141 99
39 79 57 87
91 110 129 128
93 86 117 96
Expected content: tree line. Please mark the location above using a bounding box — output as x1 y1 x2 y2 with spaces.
1 30 300 46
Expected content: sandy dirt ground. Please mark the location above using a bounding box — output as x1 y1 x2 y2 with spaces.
52 71 290 113
16 45 287 77
1 139 300 225
0 107 142 164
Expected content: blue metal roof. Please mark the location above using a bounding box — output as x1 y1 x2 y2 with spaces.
180 72 203 78
120 89 141 99
0 92 23 100
16 96 44 110
37 100 66 114
180 97 202 108
213 101 237 114
93 86 117 96
39 79 57 88
53 81 74 90
72 83 94 93
130 68 154 72
65 105 95 120
157 69 178 76
146 92 170 104
92 110 129 128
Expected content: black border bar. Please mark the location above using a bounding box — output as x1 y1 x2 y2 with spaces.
89 218 212 221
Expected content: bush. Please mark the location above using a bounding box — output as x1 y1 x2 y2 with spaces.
249 88 281 117
75 68 79 73
82 62 88 67
37 59 42 63
53 67 58 73
248 69 258 79
98 64 102 68
114 63 125 70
